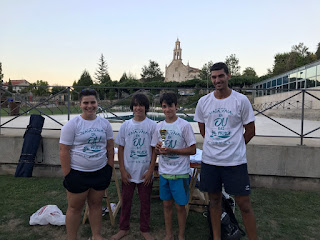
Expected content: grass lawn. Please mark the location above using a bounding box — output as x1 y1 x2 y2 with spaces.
0 175 319 240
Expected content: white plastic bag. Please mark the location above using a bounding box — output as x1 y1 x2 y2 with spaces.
29 205 66 226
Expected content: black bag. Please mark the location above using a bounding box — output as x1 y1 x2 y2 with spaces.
207 195 245 240
15 115 45 177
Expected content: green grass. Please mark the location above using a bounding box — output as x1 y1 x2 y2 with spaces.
0 175 319 240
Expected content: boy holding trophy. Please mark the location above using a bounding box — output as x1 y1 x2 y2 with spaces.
151 92 196 240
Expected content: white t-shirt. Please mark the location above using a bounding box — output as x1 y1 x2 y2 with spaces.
151 117 196 175
115 117 157 184
59 115 114 172
194 90 255 166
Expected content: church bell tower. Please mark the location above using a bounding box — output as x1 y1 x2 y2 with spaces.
173 38 182 61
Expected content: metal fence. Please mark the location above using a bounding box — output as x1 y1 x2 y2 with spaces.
1 85 319 145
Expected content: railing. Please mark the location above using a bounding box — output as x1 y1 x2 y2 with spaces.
1 85 319 145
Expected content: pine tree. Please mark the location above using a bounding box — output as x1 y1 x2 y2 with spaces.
95 54 111 84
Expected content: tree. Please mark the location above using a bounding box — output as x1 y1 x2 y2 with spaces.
119 72 128 82
77 70 93 87
51 86 65 95
31 80 49 96
0 62 3 83
225 54 240 76
140 60 164 82
242 67 257 77
95 54 111 84
199 61 213 80
291 42 309 58
315 42 320 60
272 52 291 75
8 79 13 92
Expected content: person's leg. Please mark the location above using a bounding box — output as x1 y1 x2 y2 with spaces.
175 203 186 240
87 188 106 240
235 195 257 240
222 164 257 239
169 178 189 240
66 190 89 240
137 182 154 240
208 192 222 240
163 200 174 240
111 182 135 240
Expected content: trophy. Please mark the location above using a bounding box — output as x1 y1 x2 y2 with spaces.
159 129 167 148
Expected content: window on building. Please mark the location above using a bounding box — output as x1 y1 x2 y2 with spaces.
272 80 276 87
306 77 316 88
290 82 296 90
267 82 271 88
306 66 317 78
283 76 289 84
289 73 297 82
298 70 305 80
277 78 282 85
316 75 320 87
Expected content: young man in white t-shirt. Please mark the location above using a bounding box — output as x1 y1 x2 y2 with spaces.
151 92 196 240
194 62 257 240
111 93 156 240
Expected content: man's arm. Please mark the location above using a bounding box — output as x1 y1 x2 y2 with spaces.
198 122 205 138
244 121 255 144
60 143 72 176
107 139 114 167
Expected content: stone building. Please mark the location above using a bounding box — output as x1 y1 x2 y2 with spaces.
164 39 200 82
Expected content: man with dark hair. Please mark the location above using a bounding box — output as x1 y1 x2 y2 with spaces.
194 62 257 240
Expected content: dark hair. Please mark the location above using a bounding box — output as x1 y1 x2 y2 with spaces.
130 93 150 113
160 92 177 106
79 89 98 101
210 62 229 75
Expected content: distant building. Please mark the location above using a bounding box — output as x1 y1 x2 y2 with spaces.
165 39 200 82
253 60 320 109
3 79 30 93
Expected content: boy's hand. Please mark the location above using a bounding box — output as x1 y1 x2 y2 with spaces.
120 169 131 185
142 170 153 186
155 141 162 154
158 147 173 155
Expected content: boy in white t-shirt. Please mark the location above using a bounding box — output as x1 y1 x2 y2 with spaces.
151 92 196 240
111 93 157 240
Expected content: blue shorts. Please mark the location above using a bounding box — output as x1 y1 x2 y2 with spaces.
199 162 251 196
159 175 189 206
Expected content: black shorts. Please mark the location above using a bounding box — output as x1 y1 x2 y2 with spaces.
199 162 251 196
63 164 113 193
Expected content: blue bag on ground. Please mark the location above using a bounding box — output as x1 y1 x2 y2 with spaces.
15 114 45 177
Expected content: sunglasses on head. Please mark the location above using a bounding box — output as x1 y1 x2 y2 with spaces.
81 88 96 92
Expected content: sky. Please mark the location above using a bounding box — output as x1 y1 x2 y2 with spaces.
1 0 320 86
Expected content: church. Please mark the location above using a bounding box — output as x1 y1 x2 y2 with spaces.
164 39 200 82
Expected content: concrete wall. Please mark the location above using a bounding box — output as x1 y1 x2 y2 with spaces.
1 133 319 191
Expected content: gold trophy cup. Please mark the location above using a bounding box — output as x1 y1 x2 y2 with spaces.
159 129 167 148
